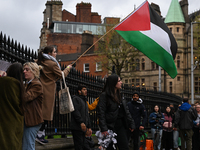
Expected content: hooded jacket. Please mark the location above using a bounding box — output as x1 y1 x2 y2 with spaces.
174 102 198 129
70 95 91 131
127 98 147 128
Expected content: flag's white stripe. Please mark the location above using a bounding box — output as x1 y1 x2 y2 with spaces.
141 23 172 56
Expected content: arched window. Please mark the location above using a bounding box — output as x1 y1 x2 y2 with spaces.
177 56 180 68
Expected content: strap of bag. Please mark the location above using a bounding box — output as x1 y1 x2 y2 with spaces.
60 71 67 89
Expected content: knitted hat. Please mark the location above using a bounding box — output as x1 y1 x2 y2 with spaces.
132 91 140 97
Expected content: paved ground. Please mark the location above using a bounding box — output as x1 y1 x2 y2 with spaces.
35 132 152 150
35 136 98 150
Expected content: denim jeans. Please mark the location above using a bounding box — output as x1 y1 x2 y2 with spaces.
173 130 179 148
22 123 42 150
151 128 163 150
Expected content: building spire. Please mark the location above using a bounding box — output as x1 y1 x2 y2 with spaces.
164 0 185 23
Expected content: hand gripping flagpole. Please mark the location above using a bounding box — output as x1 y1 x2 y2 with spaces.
71 1 147 66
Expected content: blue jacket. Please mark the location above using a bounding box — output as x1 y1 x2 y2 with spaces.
149 112 164 129
127 98 147 128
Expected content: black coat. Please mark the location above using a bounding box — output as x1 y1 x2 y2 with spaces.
70 95 91 131
127 100 147 128
97 92 135 132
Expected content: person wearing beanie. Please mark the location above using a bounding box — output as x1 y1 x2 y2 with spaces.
127 91 147 150
22 62 44 150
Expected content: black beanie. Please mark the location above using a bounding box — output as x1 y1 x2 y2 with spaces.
132 91 140 97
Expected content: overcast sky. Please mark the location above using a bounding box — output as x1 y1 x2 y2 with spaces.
0 0 199 52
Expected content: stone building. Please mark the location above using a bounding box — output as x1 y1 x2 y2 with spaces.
39 0 200 102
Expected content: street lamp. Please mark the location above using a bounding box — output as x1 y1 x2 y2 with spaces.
191 22 200 104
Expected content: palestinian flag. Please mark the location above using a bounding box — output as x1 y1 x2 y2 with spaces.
115 1 177 78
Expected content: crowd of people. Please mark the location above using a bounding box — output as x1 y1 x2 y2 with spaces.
0 46 72 150
1 45 200 150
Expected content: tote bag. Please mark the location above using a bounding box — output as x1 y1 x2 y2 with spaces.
59 72 74 114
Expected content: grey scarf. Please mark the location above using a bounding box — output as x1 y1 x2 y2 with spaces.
42 53 61 69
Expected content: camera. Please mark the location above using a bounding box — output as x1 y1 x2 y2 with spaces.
155 113 162 119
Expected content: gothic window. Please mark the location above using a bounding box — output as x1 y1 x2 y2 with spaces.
136 59 140 71
142 58 145 70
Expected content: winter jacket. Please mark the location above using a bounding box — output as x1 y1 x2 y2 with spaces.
24 78 43 127
39 59 70 121
174 102 198 129
97 92 135 132
70 95 91 131
0 77 24 150
149 112 164 129
163 113 173 132
127 98 147 128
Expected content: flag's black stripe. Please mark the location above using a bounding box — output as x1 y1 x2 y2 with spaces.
149 4 177 60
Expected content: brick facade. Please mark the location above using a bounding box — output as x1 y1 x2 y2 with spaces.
62 10 76 22
47 33 82 54
41 1 105 78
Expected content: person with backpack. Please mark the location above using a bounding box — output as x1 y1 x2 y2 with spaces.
174 98 198 150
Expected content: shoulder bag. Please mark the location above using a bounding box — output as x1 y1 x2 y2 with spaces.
59 72 74 114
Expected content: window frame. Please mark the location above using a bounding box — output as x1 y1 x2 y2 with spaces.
83 63 90 72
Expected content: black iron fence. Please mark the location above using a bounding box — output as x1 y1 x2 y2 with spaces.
46 66 182 136
0 31 183 136
0 32 37 63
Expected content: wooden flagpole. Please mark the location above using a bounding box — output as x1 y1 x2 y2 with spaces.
71 1 147 65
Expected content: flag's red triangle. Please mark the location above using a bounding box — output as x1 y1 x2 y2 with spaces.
115 1 150 31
